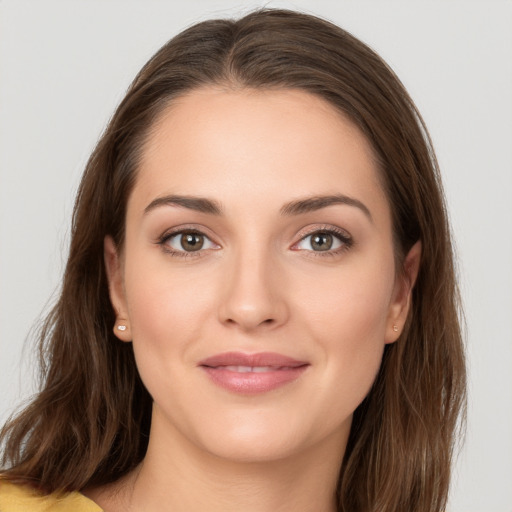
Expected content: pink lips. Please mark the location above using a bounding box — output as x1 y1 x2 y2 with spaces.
199 352 309 394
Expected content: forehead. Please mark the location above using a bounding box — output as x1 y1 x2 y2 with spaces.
131 87 389 222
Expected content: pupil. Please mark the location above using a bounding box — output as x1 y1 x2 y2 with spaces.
181 233 203 251
312 233 332 251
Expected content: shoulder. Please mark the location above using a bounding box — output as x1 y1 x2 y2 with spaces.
0 478 102 512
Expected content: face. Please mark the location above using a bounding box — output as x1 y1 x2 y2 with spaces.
105 87 419 464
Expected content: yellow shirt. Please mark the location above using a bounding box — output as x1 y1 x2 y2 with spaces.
0 480 102 512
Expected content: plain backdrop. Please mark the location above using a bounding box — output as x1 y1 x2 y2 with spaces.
1 1 511 510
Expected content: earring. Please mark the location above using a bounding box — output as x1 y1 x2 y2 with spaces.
393 325 399 332
114 322 131 342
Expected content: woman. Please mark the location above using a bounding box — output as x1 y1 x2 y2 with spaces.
0 8 466 512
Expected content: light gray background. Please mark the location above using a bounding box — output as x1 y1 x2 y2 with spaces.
1 1 511 510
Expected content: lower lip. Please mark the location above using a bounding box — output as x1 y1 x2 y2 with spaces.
201 366 308 394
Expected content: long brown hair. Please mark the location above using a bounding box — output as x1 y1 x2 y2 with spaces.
0 9 466 511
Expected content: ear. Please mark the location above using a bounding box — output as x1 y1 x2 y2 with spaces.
385 241 421 343
104 235 131 342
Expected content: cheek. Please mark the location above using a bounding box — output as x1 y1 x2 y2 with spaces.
296 256 394 398
122 254 213 373
122 267 212 419
299 255 394 339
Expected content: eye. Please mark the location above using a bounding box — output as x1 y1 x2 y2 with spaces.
293 229 352 253
164 231 218 253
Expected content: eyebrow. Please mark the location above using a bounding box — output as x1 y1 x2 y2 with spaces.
280 194 373 221
144 195 223 215
144 193 372 221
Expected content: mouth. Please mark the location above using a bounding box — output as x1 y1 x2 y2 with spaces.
198 352 309 394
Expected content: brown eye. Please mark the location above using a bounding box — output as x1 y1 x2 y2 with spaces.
310 233 333 251
180 233 204 251
293 229 351 253
164 231 218 253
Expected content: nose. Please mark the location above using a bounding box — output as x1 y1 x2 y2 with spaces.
218 246 289 332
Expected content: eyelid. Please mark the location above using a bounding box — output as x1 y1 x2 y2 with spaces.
157 224 218 242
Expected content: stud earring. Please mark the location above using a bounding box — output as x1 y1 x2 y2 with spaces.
117 325 127 332
393 325 399 332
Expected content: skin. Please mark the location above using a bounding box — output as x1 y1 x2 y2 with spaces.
90 87 420 512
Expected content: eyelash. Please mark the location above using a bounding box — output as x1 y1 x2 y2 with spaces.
156 225 353 258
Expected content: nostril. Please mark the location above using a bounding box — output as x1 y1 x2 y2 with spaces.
223 316 276 330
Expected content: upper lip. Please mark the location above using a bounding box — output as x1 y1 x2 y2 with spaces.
199 352 309 368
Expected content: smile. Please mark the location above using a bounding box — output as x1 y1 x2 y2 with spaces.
199 352 309 394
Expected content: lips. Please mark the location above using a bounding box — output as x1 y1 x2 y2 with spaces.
199 352 309 394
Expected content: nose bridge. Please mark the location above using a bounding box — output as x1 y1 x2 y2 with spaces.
218 236 288 331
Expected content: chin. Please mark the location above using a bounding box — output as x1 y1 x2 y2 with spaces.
201 429 308 463
188 408 352 465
